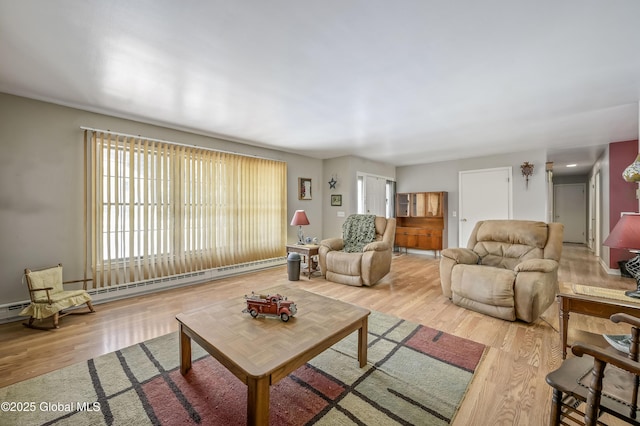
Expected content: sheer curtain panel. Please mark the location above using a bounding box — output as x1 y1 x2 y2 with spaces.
86 130 287 287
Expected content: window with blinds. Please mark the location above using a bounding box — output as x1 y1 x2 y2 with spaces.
86 130 287 287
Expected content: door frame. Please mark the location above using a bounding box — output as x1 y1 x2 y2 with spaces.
588 175 595 250
553 183 587 243
594 170 601 256
356 172 395 218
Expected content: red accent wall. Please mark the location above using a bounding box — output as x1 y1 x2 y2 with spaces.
609 139 639 268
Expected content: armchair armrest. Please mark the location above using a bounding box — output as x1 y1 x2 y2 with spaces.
28 286 54 293
572 343 640 375
612 313 640 329
363 241 390 252
63 278 93 290
28 287 54 304
514 259 558 273
320 238 344 251
441 248 479 265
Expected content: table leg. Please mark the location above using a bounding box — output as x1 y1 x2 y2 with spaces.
247 376 270 426
550 389 562 425
358 317 368 368
558 296 569 359
179 324 192 375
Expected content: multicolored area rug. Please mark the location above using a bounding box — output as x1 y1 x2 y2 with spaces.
0 312 485 425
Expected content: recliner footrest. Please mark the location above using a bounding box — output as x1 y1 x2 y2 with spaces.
451 265 516 321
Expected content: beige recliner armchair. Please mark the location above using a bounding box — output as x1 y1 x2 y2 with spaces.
440 220 564 323
319 215 396 286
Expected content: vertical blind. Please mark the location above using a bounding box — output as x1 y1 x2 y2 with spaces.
86 130 287 287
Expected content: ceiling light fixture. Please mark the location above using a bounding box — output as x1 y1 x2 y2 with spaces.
566 164 577 168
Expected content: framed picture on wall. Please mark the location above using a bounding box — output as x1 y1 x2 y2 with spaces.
299 178 312 200
331 194 342 206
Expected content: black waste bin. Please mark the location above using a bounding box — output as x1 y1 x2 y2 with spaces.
287 252 301 281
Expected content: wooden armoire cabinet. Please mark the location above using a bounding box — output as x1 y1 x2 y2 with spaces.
395 192 447 255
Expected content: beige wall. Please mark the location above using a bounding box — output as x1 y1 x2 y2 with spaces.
322 156 396 238
0 92 557 305
396 149 549 247
0 93 322 304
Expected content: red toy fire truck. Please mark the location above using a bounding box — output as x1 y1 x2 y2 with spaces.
243 292 297 322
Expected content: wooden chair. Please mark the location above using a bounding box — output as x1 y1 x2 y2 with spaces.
546 313 640 425
20 264 95 330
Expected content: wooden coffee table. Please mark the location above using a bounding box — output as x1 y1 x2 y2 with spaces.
557 282 640 359
176 285 370 425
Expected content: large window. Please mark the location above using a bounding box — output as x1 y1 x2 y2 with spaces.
87 130 287 286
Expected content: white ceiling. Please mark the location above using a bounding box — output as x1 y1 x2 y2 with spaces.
1 1 639 176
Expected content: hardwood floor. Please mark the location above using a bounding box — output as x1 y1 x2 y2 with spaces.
0 244 635 424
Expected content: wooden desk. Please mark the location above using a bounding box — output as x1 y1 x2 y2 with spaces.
176 285 369 425
285 244 319 279
557 282 640 359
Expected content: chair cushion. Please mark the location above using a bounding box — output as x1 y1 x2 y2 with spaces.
474 242 543 270
32 289 89 304
546 352 640 421
475 220 549 248
27 265 64 295
472 220 548 269
19 290 92 319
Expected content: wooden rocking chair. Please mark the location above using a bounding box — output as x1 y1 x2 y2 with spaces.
20 264 95 330
546 313 640 425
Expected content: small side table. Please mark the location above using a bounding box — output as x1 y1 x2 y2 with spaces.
286 244 320 280
557 282 640 359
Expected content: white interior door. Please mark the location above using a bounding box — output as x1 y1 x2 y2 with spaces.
588 176 595 250
459 167 512 246
365 175 386 216
594 171 601 256
554 183 586 243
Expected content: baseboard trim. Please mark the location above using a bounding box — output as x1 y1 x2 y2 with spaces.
0 257 286 324
599 257 621 276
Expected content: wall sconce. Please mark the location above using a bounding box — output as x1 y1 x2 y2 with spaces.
521 162 534 189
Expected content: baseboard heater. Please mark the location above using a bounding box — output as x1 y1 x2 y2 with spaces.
0 257 286 324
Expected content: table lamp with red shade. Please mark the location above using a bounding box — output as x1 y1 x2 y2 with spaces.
603 213 640 298
290 210 310 245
